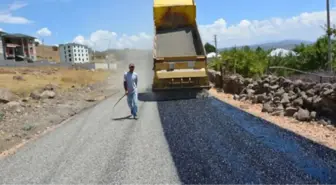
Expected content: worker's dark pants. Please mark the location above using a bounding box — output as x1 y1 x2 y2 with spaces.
127 91 138 116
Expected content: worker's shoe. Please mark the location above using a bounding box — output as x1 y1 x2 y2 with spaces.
133 113 138 119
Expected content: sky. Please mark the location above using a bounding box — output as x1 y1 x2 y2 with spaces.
0 0 336 51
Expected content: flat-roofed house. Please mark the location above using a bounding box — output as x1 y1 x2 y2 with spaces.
0 31 36 61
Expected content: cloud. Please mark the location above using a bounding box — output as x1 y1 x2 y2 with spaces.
0 1 31 24
37 27 52 37
0 14 31 24
199 9 336 48
73 8 336 50
43 0 72 2
35 38 42 44
73 35 86 45
73 30 152 51
8 1 27 11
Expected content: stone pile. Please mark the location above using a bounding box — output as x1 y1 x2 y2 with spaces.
0 83 57 117
208 69 336 122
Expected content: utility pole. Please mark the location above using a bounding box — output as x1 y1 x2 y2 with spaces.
327 0 333 72
214 35 218 57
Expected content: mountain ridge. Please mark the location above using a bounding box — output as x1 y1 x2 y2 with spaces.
219 40 314 51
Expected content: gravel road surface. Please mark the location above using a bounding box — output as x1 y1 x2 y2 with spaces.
0 57 336 184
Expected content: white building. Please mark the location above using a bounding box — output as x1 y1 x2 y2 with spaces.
207 52 221 59
59 43 90 63
268 48 298 57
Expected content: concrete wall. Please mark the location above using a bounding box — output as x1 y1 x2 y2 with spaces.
0 39 3 60
0 59 74 68
27 39 36 61
59 44 74 63
109 63 117 70
32 41 36 61
0 59 118 71
59 45 67 63
94 63 117 70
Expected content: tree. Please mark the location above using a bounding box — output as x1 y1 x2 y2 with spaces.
208 29 336 78
256 46 263 53
204 42 216 54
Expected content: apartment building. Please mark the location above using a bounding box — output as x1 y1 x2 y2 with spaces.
59 43 90 63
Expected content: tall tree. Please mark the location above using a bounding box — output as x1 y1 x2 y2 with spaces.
204 42 216 54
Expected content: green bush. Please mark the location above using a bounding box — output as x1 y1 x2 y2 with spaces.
207 29 336 77
0 112 4 121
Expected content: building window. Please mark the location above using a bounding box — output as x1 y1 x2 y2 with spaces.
69 58 72 62
75 58 77 61
87 58 88 61
69 54 71 57
68 50 71 53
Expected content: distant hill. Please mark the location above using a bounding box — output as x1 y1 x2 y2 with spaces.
220 40 314 51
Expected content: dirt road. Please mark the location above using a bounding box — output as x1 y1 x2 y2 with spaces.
0 57 335 184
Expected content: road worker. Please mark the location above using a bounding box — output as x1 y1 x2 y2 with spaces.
123 63 138 119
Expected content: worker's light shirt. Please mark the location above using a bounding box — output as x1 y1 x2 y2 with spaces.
124 71 138 93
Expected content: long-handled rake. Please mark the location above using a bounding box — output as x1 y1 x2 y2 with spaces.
113 94 126 108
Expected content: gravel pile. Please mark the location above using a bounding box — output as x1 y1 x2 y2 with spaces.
208 69 336 123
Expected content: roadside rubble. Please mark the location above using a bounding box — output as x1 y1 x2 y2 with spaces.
207 70 336 150
0 88 19 104
208 69 336 125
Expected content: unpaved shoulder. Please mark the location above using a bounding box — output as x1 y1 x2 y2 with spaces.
0 72 120 156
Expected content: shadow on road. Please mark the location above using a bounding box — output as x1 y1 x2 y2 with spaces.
138 90 208 102
157 97 336 184
112 115 133 121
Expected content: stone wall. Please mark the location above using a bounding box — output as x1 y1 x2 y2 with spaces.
208 69 336 123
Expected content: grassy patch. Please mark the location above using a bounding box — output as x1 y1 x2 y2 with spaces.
0 112 4 121
0 67 110 97
22 124 34 131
